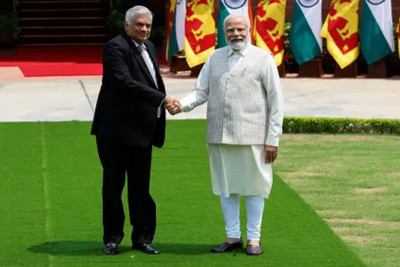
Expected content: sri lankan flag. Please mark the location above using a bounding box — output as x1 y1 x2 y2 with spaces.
254 0 287 66
320 0 360 69
398 15 400 59
184 0 216 68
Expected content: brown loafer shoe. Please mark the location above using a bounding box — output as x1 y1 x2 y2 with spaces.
210 238 243 253
246 244 263 256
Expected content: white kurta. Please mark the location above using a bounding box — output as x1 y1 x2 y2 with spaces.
180 45 283 198
208 144 273 198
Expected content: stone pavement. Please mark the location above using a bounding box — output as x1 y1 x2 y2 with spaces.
0 66 399 122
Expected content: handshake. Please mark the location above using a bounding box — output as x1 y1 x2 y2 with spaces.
164 96 182 115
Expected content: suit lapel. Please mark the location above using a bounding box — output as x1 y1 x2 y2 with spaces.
123 34 158 88
145 42 165 92
146 42 159 69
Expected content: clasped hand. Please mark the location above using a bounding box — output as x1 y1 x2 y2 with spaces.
164 96 182 115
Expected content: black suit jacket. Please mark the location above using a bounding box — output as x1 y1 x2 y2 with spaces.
91 33 166 148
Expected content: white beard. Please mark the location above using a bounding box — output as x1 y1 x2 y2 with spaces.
230 41 244 51
227 36 250 51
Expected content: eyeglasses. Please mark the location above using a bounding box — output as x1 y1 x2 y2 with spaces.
225 27 248 34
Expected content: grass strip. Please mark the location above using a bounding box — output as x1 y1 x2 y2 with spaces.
0 120 365 266
0 122 51 266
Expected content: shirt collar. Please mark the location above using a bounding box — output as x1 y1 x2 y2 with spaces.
228 45 248 57
132 40 146 50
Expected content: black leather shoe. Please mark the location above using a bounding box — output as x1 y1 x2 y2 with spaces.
133 243 160 255
103 242 118 255
210 238 243 253
246 244 263 256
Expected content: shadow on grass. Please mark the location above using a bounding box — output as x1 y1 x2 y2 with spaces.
153 242 212 255
27 241 212 256
27 241 103 256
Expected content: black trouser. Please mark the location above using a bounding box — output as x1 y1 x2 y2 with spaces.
96 138 156 246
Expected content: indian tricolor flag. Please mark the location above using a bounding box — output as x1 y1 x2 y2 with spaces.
166 0 175 59
217 0 253 47
360 0 394 65
321 0 360 69
254 0 287 66
289 0 322 65
184 0 216 68
166 0 186 60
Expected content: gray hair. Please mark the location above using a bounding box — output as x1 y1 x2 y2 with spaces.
125 5 153 25
223 14 251 30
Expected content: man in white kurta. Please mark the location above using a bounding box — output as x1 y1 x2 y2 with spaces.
167 14 284 256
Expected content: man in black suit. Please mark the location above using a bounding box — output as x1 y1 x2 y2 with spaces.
91 5 178 255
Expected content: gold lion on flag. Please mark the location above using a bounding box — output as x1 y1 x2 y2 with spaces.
184 0 216 67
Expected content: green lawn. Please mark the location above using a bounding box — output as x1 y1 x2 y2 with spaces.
275 134 400 267
0 120 368 266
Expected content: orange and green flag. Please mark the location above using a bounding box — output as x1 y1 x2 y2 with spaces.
184 0 216 68
217 0 253 47
166 0 187 60
320 0 360 69
360 0 394 65
254 0 287 66
166 0 176 60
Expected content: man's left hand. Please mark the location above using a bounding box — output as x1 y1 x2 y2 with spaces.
264 145 278 164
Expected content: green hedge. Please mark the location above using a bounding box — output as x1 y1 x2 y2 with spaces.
283 117 400 134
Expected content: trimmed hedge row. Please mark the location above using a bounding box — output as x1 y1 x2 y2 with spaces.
283 117 400 135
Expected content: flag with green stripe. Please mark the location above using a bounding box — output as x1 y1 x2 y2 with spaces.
217 0 253 47
167 0 186 59
289 0 322 65
360 0 394 65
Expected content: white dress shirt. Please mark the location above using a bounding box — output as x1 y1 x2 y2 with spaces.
132 40 164 118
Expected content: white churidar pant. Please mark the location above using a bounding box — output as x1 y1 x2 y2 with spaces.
220 194 265 240
208 144 272 240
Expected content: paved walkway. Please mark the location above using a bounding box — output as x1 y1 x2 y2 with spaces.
0 66 399 122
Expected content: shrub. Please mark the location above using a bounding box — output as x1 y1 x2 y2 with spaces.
0 14 20 41
106 9 124 35
283 117 400 135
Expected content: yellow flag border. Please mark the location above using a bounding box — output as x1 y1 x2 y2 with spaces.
320 0 360 69
253 0 286 67
397 19 400 59
184 38 215 68
255 33 283 66
326 37 359 69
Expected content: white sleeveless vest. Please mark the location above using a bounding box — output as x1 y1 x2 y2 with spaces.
206 45 274 145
